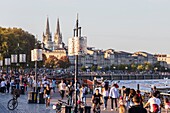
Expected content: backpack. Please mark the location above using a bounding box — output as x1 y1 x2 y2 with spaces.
152 104 159 113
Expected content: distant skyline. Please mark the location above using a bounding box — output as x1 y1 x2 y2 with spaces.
0 0 170 54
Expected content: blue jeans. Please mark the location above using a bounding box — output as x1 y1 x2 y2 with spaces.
82 94 86 104
104 96 109 108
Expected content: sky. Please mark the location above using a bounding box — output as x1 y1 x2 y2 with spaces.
0 0 170 54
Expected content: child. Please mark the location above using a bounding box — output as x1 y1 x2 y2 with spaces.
119 96 125 106
119 105 127 113
164 98 170 113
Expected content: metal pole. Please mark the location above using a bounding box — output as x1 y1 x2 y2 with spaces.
74 55 78 113
35 60 37 92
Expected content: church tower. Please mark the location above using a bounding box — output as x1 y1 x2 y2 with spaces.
54 18 64 49
43 17 53 50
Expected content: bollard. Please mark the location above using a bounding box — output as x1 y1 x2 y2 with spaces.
61 106 72 113
28 92 37 103
28 91 33 103
39 92 45 104
137 84 140 90
20 86 25 95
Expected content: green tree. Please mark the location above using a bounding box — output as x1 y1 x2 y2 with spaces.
0 27 36 67
131 64 137 71
137 65 144 71
91 65 97 72
105 66 110 71
144 62 152 71
45 56 58 68
81 66 86 72
57 56 70 69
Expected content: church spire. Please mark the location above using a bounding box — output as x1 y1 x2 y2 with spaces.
46 17 50 35
56 18 60 34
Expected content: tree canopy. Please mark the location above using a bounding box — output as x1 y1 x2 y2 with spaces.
0 27 36 66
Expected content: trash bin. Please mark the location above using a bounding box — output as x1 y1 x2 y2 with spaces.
39 92 45 104
84 106 91 113
28 91 33 103
20 86 25 95
33 92 37 103
11 85 16 94
61 106 72 113
28 92 37 104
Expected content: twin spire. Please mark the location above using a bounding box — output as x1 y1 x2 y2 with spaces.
45 17 61 36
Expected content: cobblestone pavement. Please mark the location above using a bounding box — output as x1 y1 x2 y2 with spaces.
0 91 168 113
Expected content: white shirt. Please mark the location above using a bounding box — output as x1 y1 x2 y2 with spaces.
109 87 119 98
1 81 6 87
59 83 66 91
103 89 109 97
148 97 161 112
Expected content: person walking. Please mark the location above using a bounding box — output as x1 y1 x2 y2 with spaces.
128 95 147 113
109 84 119 111
102 83 109 110
80 84 87 105
59 79 66 99
6 80 10 93
0 79 6 93
91 89 104 113
44 85 51 108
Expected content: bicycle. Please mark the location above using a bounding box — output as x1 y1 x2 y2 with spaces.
7 94 18 110
7 89 20 110
93 103 102 113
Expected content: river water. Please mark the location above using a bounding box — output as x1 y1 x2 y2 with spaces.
111 79 170 93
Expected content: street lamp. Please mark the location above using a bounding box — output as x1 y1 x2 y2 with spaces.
31 40 42 93
11 43 26 74
5 50 11 74
0 59 3 72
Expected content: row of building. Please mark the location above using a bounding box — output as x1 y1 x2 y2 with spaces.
41 16 170 70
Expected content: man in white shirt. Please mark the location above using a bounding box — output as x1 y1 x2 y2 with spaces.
1 79 6 93
144 92 161 113
59 79 66 99
109 84 119 111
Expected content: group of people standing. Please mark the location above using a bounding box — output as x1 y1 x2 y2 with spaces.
91 81 170 113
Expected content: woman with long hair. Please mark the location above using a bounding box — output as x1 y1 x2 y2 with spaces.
44 84 51 108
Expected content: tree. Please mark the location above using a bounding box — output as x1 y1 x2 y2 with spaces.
137 65 144 71
105 66 110 71
131 64 137 71
57 56 70 69
97 66 102 71
0 27 36 67
144 62 152 71
45 56 58 68
91 65 97 72
81 66 86 72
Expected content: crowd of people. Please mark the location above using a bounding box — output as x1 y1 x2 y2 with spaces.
91 82 170 113
1 71 170 113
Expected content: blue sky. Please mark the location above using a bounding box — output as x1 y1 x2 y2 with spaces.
0 0 170 54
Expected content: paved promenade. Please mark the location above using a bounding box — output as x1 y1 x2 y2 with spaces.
0 91 168 113
0 90 118 113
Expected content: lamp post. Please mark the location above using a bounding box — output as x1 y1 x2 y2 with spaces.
11 43 26 74
31 41 42 93
0 53 3 72
5 50 11 74
0 59 3 73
